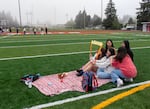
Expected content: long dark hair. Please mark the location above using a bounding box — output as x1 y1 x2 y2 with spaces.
123 40 130 50
96 48 106 60
108 47 115 57
115 47 127 63
105 39 114 53
123 40 134 61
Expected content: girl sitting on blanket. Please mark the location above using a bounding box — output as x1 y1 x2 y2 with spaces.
76 48 106 76
105 39 115 54
110 47 137 87
94 47 116 79
76 39 115 76
89 39 115 60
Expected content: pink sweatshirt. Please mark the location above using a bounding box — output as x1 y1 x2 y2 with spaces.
112 55 137 78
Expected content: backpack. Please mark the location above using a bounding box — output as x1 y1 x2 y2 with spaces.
82 72 98 92
20 73 40 82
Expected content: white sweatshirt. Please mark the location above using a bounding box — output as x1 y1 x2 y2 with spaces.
95 56 114 73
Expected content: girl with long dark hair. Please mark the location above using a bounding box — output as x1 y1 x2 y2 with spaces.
105 39 114 53
96 47 116 79
111 47 137 87
121 40 134 61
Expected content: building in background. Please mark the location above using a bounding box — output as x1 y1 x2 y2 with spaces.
142 22 150 32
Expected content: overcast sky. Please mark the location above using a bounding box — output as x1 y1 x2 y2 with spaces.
0 0 141 25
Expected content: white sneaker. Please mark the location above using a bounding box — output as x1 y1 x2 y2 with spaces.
124 78 133 82
25 81 29 85
28 82 32 88
117 78 124 87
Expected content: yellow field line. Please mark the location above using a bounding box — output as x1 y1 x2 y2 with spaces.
92 83 150 109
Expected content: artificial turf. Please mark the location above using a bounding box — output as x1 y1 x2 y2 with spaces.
0 32 149 109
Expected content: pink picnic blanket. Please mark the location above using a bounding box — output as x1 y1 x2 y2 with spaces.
32 71 111 96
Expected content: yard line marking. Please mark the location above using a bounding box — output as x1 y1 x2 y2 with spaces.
0 51 90 61
92 83 150 109
28 80 150 109
0 39 149 48
0 33 150 44
0 35 10 39
136 34 150 37
0 37 116 43
132 46 150 50
0 46 150 61
0 42 88 48
1 34 148 44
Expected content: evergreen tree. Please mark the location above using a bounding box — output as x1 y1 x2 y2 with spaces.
91 15 102 26
65 19 75 29
75 10 91 29
103 0 121 29
75 11 82 28
127 17 135 24
137 0 150 30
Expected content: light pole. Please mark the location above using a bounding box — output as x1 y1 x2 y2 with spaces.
54 7 56 26
18 0 22 26
66 13 68 22
26 12 29 25
101 0 103 21
84 7 86 29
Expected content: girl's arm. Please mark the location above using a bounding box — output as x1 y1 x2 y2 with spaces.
111 59 119 68
95 58 110 68
95 57 106 63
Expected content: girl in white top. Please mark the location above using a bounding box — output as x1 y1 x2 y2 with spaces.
76 48 106 76
93 47 115 79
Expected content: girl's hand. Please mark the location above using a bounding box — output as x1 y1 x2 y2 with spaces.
91 59 96 64
110 55 115 64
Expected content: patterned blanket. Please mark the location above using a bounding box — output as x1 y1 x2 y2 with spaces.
32 71 111 96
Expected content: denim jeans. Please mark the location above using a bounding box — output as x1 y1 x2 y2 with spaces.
96 68 111 79
111 69 126 83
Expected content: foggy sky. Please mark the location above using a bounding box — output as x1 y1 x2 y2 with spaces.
0 0 141 25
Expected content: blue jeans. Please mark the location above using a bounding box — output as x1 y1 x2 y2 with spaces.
111 69 126 83
96 68 111 79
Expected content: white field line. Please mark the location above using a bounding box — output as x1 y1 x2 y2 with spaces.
0 46 150 61
0 39 150 49
135 34 150 37
1 34 149 44
1 33 150 44
0 37 117 43
0 42 88 48
28 80 150 109
0 51 90 61
0 35 10 39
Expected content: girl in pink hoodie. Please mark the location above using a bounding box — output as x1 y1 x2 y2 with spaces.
111 47 137 87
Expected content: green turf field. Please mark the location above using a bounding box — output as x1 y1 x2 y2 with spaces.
0 32 150 109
